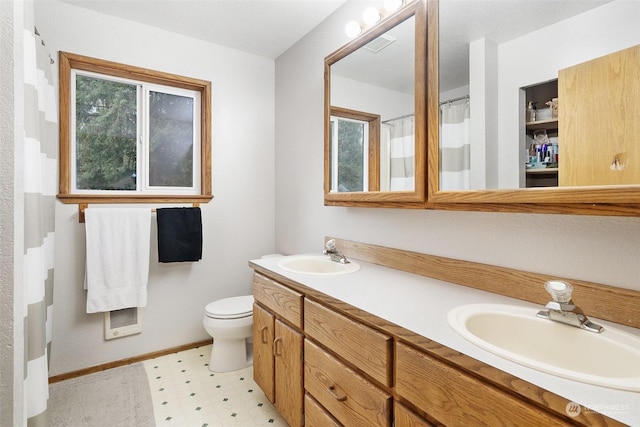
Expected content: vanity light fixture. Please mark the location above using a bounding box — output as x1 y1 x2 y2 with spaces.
345 20 362 37
345 0 406 38
363 7 381 25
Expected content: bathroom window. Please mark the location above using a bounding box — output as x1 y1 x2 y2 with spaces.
329 107 380 192
58 52 212 204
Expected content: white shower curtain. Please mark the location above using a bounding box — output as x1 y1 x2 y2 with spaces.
440 101 470 190
382 116 415 191
23 6 57 426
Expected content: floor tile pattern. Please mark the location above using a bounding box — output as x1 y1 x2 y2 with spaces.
143 344 287 426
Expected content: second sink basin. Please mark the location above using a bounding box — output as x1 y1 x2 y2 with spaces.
277 255 360 276
448 303 640 392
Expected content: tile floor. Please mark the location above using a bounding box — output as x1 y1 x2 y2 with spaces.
142 344 287 426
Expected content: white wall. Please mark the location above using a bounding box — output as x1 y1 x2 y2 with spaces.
35 0 276 376
274 0 640 298
332 75 413 120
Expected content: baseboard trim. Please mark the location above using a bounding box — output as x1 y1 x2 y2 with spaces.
48 339 211 384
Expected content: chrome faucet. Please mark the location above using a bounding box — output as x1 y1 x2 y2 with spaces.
536 280 604 333
323 239 350 264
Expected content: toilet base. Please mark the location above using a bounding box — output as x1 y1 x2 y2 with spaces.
208 338 253 372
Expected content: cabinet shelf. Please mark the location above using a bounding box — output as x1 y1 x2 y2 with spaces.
526 167 558 174
525 118 558 131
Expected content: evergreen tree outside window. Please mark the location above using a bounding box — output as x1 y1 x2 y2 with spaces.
328 107 381 193
72 71 199 194
330 117 368 192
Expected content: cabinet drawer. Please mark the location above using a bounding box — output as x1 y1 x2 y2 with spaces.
305 340 392 427
253 273 303 328
305 394 342 427
304 299 392 386
395 342 565 426
394 402 435 427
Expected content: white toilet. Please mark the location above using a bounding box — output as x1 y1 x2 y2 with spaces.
202 295 254 372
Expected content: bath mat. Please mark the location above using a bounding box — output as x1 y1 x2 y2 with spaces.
49 362 155 427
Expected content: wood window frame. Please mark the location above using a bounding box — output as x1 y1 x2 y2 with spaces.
330 106 381 192
58 51 212 205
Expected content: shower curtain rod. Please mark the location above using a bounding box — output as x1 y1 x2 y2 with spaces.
439 95 469 106
382 113 414 124
382 94 470 123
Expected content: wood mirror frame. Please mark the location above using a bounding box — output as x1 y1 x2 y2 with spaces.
427 0 640 216
324 0 428 208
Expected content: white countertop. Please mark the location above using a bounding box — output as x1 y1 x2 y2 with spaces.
251 254 639 426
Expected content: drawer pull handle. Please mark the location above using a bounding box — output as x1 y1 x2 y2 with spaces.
273 337 283 357
260 326 269 344
328 385 347 402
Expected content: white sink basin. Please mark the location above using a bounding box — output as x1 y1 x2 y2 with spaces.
448 303 640 392
277 255 360 276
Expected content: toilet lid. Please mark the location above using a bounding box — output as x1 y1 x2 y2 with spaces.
205 295 254 319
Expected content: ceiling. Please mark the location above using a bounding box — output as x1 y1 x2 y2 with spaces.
58 0 611 89
59 0 348 59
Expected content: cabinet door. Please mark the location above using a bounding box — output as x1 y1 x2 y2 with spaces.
559 45 640 186
253 304 275 402
274 320 304 427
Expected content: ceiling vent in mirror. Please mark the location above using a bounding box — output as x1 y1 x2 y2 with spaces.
364 34 396 53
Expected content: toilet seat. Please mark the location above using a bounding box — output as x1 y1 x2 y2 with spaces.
205 295 254 319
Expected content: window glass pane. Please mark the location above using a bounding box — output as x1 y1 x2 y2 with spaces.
148 91 194 188
337 119 365 192
75 75 137 190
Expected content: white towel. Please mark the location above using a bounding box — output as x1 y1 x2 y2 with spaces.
84 208 151 313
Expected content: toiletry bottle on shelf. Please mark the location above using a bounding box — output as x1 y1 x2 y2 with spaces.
527 101 538 122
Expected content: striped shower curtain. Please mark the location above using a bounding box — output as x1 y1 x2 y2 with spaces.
382 116 415 191
23 5 57 426
440 101 470 190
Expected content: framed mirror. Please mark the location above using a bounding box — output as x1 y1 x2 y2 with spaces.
324 0 429 207
429 0 640 215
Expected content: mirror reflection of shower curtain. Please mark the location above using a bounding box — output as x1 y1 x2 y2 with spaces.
440 101 470 190
382 116 415 191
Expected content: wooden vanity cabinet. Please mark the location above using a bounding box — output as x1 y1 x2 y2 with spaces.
251 268 621 427
252 273 304 427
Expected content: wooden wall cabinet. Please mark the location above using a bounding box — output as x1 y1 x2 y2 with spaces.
559 44 640 187
252 273 304 427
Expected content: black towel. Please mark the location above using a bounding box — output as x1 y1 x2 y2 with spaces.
156 207 203 263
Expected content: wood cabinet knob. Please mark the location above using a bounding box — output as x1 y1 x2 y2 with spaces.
328 385 347 402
